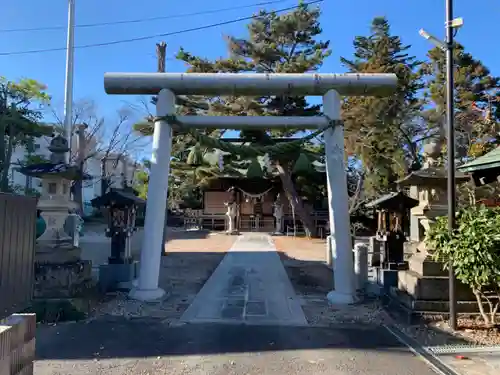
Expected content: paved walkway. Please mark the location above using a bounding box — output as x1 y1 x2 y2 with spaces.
181 233 308 326
36 320 439 375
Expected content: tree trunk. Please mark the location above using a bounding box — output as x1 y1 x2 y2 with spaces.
473 289 491 326
0 130 13 192
0 99 6 189
275 162 316 237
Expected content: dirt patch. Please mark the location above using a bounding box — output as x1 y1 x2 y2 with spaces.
273 236 327 262
165 230 237 253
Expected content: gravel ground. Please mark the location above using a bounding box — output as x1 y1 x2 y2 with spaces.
275 236 390 327
274 236 500 346
396 315 500 347
88 231 236 324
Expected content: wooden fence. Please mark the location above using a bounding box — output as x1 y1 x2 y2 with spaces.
0 193 37 320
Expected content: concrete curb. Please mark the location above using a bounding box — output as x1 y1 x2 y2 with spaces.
383 324 461 375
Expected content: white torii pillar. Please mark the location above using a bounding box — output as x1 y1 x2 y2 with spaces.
128 89 175 301
323 90 355 303
103 72 397 302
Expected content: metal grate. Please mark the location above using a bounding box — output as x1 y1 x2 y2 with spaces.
426 344 500 354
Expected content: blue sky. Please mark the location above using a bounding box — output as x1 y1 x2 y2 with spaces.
1 0 498 128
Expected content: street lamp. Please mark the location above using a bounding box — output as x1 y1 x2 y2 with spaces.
419 2 463 331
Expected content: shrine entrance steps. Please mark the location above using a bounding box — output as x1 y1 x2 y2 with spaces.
180 233 308 326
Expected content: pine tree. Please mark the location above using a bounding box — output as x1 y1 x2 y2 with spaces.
174 2 331 235
0 77 52 192
420 43 500 161
340 17 424 196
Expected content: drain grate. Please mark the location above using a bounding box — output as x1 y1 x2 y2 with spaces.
426 344 500 354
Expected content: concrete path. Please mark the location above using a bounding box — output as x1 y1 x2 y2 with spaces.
180 233 308 326
35 320 439 375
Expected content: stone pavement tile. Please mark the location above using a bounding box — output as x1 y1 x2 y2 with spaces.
180 234 308 326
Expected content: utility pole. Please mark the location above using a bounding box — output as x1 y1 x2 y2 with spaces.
63 0 76 163
74 123 87 213
445 0 457 331
418 1 462 331
156 41 170 254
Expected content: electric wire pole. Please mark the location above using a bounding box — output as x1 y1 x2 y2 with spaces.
63 0 76 163
445 0 458 331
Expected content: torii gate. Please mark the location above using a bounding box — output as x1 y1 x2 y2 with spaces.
104 72 398 303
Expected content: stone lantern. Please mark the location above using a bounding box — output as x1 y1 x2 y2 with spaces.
393 138 471 313
19 134 93 298
91 188 145 291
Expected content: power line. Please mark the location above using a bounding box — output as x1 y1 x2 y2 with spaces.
0 0 292 33
0 0 323 57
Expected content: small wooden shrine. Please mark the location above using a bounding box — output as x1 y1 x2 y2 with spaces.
366 191 419 267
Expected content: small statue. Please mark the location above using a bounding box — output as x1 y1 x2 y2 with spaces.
225 201 237 234
225 186 238 234
273 193 284 234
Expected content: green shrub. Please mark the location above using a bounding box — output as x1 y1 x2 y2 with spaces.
426 205 500 326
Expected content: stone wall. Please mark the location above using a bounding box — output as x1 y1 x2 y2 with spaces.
0 314 36 375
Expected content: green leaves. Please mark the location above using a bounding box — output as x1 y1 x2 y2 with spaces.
292 152 312 174
341 16 424 196
426 206 500 291
246 158 264 179
1 76 52 192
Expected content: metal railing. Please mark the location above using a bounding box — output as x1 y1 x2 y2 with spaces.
0 193 37 319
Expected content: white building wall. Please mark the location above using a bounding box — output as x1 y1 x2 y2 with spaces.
8 136 138 206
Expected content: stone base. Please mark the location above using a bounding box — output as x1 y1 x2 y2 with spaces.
407 251 448 277
0 314 36 375
34 260 92 299
225 230 239 235
389 287 482 314
375 268 399 293
98 261 139 292
398 269 474 301
327 290 357 305
35 243 82 264
392 250 477 314
128 287 166 302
